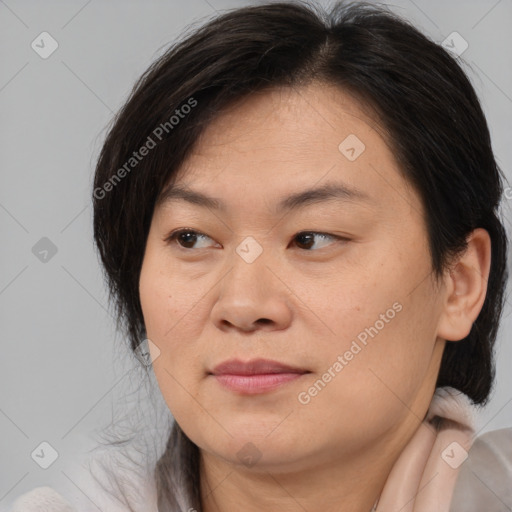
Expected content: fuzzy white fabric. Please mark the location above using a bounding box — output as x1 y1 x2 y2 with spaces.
425 386 476 427
10 487 75 512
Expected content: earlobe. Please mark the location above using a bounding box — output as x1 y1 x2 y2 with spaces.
436 228 492 342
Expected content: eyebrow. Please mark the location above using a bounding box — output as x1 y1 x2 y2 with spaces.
156 181 372 214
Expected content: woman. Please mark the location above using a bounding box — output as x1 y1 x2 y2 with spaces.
11 1 511 511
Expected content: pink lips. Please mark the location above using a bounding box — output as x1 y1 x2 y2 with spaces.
210 358 309 394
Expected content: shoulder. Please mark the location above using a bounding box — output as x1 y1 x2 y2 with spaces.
450 427 512 512
10 463 158 512
10 486 76 512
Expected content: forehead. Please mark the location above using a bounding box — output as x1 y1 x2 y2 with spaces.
182 84 385 167
157 83 420 219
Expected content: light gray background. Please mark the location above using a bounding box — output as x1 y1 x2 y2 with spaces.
1 0 511 510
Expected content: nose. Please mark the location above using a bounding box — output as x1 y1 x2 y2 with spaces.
210 245 293 333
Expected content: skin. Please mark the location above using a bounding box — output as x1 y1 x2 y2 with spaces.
139 82 491 512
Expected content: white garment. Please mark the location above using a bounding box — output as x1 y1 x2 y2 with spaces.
10 387 512 511
449 426 512 511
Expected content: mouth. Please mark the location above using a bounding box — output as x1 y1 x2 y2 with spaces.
209 358 311 395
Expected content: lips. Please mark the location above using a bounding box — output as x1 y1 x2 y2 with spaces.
211 358 309 376
210 358 310 394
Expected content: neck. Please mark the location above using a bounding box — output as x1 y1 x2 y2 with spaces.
199 426 411 512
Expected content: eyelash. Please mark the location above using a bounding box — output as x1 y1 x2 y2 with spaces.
165 228 349 251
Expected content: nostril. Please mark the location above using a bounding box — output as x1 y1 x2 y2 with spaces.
218 317 275 332
256 318 273 325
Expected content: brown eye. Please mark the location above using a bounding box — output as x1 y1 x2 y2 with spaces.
166 229 216 249
293 231 346 250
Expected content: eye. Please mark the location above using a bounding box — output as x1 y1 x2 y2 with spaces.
165 229 218 249
292 231 347 250
165 229 348 252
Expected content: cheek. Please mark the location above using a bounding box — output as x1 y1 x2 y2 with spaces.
300 268 399 351
296 302 436 447
305 260 438 402
139 252 208 379
141 280 208 428
139 253 198 341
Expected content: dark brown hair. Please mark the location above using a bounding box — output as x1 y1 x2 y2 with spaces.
92 1 509 510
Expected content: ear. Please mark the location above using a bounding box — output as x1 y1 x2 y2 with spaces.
436 228 492 342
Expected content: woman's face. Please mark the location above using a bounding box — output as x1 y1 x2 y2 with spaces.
139 83 449 472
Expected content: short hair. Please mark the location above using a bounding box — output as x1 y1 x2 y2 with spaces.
92 2 508 509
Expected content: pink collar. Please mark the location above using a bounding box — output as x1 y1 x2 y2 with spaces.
374 386 476 512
